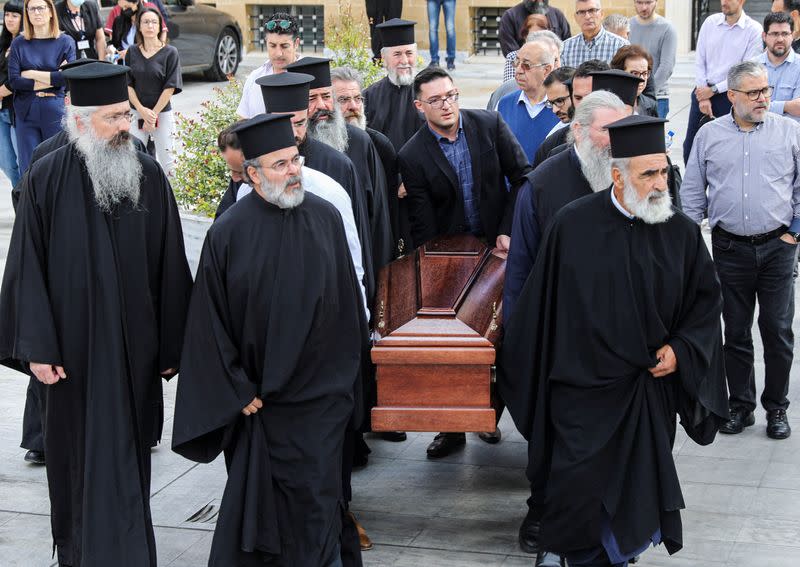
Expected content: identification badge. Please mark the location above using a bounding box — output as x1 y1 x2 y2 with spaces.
77 39 90 50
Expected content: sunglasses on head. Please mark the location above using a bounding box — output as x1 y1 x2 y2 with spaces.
265 19 292 31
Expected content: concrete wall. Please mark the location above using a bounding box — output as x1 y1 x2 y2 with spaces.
215 0 692 55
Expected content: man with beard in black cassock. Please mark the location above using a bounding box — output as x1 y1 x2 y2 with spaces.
363 18 424 250
172 113 366 567
0 62 192 566
501 115 729 567
285 56 394 274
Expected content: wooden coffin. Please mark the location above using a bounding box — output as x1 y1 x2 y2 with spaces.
371 234 505 432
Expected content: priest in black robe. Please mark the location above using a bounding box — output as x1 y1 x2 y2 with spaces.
501 115 728 566
172 113 366 567
0 62 192 566
286 56 394 273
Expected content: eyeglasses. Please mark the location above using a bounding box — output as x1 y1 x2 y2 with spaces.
545 95 570 109
627 70 650 80
420 92 459 109
336 95 363 106
101 111 134 124
766 31 793 39
575 8 601 18
140 18 160 26
265 19 292 32
512 58 550 72
265 154 305 175
731 86 773 101
27 5 48 14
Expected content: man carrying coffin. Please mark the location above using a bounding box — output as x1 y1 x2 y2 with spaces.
172 113 366 567
502 115 728 567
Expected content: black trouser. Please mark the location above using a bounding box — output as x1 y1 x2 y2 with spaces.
21 377 46 452
365 0 403 60
565 546 626 567
712 229 797 412
682 90 732 165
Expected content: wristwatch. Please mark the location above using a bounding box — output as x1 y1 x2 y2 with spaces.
790 231 800 243
710 84 719 95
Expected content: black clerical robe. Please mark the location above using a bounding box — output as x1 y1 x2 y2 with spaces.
533 145 592 231
533 125 569 169
344 123 393 272
215 178 243 219
172 191 366 567
366 126 403 256
501 189 728 558
0 143 192 566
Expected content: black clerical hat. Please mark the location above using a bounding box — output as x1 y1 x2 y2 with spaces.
377 19 416 47
590 70 643 107
256 72 314 113
284 57 331 89
62 62 130 107
233 113 295 160
607 115 668 159
61 58 105 72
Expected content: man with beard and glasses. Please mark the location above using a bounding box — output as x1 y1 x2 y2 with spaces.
502 114 727 567
682 61 800 441
286 56 393 269
543 66 576 131
173 113 366 567
756 11 800 121
0 61 192 567
503 90 626 557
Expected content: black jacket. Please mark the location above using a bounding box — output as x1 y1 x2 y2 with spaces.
398 109 531 247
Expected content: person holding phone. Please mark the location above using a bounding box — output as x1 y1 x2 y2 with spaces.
125 6 180 177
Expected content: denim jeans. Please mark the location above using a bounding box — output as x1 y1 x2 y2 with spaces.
711 230 797 412
656 98 669 119
0 108 20 186
428 0 456 63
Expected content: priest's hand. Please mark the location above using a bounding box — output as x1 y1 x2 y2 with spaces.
648 345 677 378
397 183 407 199
30 363 67 385
495 234 511 253
241 397 263 416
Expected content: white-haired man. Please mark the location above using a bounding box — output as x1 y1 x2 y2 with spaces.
502 114 727 567
0 61 192 565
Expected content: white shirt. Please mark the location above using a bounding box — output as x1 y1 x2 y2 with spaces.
547 120 568 137
518 91 548 120
236 61 275 119
237 166 370 319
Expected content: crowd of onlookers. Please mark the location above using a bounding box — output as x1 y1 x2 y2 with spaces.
0 0 180 186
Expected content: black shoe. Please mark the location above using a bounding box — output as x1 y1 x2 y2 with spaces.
24 450 45 465
378 431 407 442
426 432 465 459
427 60 439 68
535 550 564 567
478 428 502 444
446 60 456 71
719 406 755 434
518 510 540 554
767 409 792 440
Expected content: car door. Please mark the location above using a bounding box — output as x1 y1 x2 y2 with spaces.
161 0 210 69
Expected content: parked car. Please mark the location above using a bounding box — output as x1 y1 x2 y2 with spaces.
99 0 241 80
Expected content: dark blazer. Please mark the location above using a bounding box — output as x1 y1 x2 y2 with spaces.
398 109 531 248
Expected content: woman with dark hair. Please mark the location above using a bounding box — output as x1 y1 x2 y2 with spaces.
56 0 106 60
109 0 167 55
125 6 181 177
8 0 75 172
611 44 659 117
0 0 23 185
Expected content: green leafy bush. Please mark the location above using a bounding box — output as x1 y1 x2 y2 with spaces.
326 0 384 87
172 77 243 218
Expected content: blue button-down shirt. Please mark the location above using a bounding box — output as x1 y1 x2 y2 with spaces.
755 50 800 122
429 119 481 234
681 111 800 236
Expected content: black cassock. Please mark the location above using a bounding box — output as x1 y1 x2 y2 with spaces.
214 178 243 219
344 123 393 272
532 126 569 169
172 191 366 567
362 77 424 250
366 126 402 256
0 144 192 566
501 189 728 558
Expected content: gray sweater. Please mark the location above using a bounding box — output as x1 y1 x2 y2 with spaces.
629 15 678 98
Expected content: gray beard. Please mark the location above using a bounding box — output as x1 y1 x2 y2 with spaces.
259 171 305 209
70 127 142 213
387 66 415 86
347 111 367 131
308 107 350 153
576 137 613 192
622 175 674 224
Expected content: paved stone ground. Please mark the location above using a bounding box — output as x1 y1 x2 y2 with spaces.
2 52 800 566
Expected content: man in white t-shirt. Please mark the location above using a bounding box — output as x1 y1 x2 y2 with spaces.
237 12 301 118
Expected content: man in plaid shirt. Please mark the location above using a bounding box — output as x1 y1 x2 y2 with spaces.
561 0 629 68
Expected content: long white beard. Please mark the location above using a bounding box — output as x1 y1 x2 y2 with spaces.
259 171 305 209
622 175 674 224
387 65 415 86
308 106 349 153
347 110 367 130
576 136 613 192
69 125 142 213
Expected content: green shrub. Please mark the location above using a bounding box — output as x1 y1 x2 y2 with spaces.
172 77 243 218
326 0 384 87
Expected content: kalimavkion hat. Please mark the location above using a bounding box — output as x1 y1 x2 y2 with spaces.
606 115 668 159
376 19 416 48
256 72 314 113
590 69 643 107
233 113 296 160
284 57 332 89
61 62 130 107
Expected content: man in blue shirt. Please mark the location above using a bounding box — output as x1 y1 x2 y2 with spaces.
757 11 800 120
